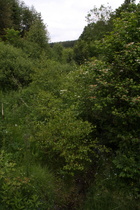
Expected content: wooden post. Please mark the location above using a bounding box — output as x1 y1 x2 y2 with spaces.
2 103 4 119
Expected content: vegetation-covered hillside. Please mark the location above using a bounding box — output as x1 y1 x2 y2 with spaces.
0 0 140 209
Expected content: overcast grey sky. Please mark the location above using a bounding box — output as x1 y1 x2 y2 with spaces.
23 0 139 42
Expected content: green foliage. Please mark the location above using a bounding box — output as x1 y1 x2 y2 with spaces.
50 40 76 48
0 150 16 179
10 0 22 31
62 48 74 63
73 40 89 64
50 43 74 64
51 43 64 62
18 88 96 174
0 150 39 210
4 28 20 45
82 4 114 42
0 0 49 42
74 5 140 199
26 19 49 50
78 4 114 59
0 0 13 37
0 0 140 209
84 159 139 210
0 151 56 209
34 107 94 173
86 4 113 24
1 177 41 210
97 5 140 62
28 164 56 209
114 0 137 19
76 56 140 185
0 42 34 90
31 59 74 95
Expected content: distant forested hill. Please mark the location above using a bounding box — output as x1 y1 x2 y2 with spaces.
50 40 77 48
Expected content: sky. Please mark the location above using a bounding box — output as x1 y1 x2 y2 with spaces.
23 0 139 43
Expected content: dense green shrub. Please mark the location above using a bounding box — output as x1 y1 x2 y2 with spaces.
0 150 56 209
0 42 34 91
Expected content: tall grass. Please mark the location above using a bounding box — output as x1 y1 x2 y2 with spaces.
29 164 56 209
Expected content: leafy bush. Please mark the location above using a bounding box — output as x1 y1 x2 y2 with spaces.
0 150 39 209
0 150 56 209
0 42 34 91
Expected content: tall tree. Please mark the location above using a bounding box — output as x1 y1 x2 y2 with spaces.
112 0 137 18
26 19 49 50
0 0 45 39
0 0 13 37
80 4 113 43
11 0 22 30
20 4 39 36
